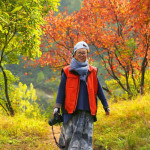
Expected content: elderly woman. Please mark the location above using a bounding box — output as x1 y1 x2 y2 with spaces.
53 41 110 150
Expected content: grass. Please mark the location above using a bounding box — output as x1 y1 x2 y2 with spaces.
0 114 58 150
93 93 150 150
0 93 150 150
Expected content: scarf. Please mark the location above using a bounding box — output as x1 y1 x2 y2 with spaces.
69 58 89 82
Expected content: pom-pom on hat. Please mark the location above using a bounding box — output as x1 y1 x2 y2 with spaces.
73 41 89 55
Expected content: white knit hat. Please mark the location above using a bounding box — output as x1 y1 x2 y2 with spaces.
73 41 89 55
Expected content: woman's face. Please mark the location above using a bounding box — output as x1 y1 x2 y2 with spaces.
74 48 88 62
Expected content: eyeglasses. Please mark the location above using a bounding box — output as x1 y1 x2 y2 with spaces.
76 52 87 56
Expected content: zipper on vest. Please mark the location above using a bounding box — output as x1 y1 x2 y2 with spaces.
74 77 80 112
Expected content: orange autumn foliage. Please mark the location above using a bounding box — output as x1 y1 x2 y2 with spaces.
32 0 149 97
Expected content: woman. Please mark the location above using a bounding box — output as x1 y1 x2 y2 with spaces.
53 41 110 150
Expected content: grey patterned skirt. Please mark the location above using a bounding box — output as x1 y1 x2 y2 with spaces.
59 111 94 150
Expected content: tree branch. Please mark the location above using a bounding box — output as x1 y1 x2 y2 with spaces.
0 100 9 116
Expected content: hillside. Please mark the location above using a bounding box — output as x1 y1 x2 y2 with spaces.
94 93 150 150
0 93 150 150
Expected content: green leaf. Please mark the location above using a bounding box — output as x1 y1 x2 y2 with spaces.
0 17 8 24
3 12 9 18
11 6 22 13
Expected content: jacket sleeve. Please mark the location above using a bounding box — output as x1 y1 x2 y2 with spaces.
97 77 109 108
55 72 67 108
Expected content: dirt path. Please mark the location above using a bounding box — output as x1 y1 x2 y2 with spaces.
45 126 61 150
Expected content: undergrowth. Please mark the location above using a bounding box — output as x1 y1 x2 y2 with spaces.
0 114 57 150
94 93 150 150
0 93 150 150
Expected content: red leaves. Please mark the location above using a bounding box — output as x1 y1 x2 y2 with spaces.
29 0 149 83
110 65 114 69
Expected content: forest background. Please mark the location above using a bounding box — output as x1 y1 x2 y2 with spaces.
0 0 150 149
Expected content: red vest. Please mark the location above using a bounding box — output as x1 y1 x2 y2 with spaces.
63 65 98 115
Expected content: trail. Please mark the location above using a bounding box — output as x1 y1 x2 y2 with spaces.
46 126 61 150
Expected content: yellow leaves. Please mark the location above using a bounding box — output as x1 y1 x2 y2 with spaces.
0 114 48 141
11 6 22 13
104 44 108 48
120 9 125 14
50 77 55 82
0 25 2 31
13 82 39 117
33 0 38 3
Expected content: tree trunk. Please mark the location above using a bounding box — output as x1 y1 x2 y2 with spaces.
140 43 148 95
0 65 14 116
140 61 146 95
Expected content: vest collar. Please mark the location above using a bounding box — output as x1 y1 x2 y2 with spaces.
88 65 94 72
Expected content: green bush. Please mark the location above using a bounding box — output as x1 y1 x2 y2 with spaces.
105 69 150 101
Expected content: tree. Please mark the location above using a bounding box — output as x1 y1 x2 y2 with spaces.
0 0 60 116
37 0 149 98
31 9 93 69
31 10 82 69
77 0 150 97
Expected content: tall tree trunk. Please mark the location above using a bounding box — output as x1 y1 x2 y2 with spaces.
0 65 14 116
140 58 147 95
140 43 149 95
